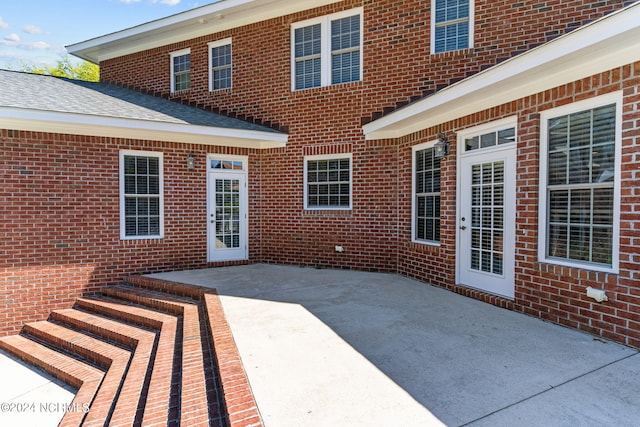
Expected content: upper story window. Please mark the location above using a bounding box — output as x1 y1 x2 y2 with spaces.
170 48 191 93
413 142 441 244
292 8 363 91
304 154 352 210
209 38 232 91
538 92 621 273
431 0 473 54
119 150 164 240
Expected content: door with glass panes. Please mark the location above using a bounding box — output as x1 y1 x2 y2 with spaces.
207 157 248 262
457 124 517 298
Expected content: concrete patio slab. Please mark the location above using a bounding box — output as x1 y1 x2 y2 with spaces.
152 264 640 427
0 350 75 427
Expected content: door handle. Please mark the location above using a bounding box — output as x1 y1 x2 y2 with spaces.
460 225 467 230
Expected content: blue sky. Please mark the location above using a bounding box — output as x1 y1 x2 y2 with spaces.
0 0 218 70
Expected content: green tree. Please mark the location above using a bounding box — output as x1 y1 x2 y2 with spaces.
23 55 99 82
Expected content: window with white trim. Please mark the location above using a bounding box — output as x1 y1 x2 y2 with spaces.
170 48 190 93
413 142 441 243
292 8 362 90
209 39 232 91
304 154 352 209
119 150 164 239
539 93 621 271
431 0 473 54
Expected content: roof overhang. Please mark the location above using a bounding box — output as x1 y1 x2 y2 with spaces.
363 2 640 140
67 0 342 64
0 107 288 149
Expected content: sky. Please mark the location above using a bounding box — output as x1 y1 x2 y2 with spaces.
0 0 219 70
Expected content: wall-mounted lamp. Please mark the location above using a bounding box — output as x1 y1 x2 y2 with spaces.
187 153 195 169
434 132 450 158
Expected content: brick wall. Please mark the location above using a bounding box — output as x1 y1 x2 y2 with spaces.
0 132 252 335
398 62 640 347
3 0 638 345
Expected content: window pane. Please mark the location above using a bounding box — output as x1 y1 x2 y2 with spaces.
545 103 616 266
414 147 441 242
123 154 161 238
307 157 350 208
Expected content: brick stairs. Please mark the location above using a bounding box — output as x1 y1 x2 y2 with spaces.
0 276 262 427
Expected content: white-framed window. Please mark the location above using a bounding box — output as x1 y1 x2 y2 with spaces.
304 154 352 210
170 48 191 93
431 0 474 54
413 141 441 244
209 38 232 91
119 150 164 240
291 8 363 91
538 92 622 273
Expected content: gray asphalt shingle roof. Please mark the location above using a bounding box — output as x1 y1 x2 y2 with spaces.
0 69 282 134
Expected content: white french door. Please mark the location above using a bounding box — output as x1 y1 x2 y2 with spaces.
207 157 248 262
457 146 516 298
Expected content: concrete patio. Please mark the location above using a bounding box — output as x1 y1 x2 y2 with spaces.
1 263 638 427
150 264 640 427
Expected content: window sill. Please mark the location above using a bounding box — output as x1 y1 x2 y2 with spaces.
429 48 475 61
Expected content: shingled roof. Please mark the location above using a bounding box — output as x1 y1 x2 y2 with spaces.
0 70 287 149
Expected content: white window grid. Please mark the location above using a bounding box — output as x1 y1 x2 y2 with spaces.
209 38 232 91
431 0 474 54
413 141 441 244
291 8 363 91
119 150 164 240
304 154 352 210
170 48 191 93
538 92 622 273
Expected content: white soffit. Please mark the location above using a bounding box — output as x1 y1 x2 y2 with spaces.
363 3 640 140
0 107 288 149
67 0 342 64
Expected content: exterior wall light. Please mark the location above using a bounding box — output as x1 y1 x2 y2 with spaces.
187 153 196 169
434 132 450 158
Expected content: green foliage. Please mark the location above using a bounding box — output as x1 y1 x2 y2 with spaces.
23 55 99 82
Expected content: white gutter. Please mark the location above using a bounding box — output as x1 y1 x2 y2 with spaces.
0 107 288 149
67 0 342 64
363 2 640 140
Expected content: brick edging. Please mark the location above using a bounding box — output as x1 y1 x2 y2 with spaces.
204 292 264 427
125 276 264 426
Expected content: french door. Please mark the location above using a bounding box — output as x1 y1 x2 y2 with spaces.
458 146 516 298
207 158 248 262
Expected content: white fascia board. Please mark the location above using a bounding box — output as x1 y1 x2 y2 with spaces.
68 0 342 64
363 3 640 140
0 107 288 149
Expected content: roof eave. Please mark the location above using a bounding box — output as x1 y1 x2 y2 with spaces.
0 107 288 149
67 0 343 64
363 3 640 140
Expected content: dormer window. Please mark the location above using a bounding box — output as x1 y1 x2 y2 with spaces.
170 48 191 93
291 8 363 91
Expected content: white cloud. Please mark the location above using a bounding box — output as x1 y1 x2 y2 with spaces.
0 35 57 51
23 24 43 35
4 33 20 43
0 16 8 30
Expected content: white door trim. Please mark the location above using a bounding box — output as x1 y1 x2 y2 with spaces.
207 154 249 262
455 118 517 298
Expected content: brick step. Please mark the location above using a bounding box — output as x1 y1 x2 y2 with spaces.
22 320 131 426
76 295 179 426
0 334 103 427
101 284 213 426
0 277 262 427
49 308 158 426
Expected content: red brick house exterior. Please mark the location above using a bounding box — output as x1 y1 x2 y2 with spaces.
2 0 640 347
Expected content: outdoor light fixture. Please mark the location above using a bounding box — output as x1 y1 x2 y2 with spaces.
434 132 450 158
187 153 195 169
